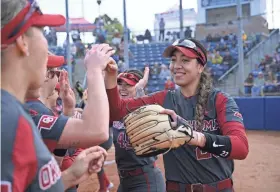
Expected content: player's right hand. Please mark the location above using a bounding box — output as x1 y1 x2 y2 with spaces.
84 44 115 71
67 146 107 186
105 57 118 76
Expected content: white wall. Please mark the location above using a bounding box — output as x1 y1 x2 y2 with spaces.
196 0 266 24
197 0 206 24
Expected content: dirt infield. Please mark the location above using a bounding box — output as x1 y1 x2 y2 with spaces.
78 131 280 192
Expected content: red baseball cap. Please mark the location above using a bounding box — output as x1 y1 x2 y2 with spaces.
1 0 66 49
163 46 199 59
162 39 207 65
47 51 65 68
117 73 140 86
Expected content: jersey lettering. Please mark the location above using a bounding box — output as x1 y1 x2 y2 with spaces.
38 115 58 132
39 157 61 190
195 147 219 160
113 121 124 130
117 132 132 150
1 181 11 192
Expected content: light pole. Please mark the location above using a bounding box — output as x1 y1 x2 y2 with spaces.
179 0 184 38
123 0 129 69
65 0 72 86
97 0 102 17
236 0 245 95
82 0 102 89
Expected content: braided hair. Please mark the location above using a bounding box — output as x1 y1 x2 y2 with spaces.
189 38 213 131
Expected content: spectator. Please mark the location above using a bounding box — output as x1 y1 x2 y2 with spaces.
273 52 280 64
206 34 212 42
275 42 280 53
212 51 223 64
220 44 228 51
111 29 122 45
251 72 265 96
144 29 152 42
159 64 170 80
243 43 249 54
151 63 161 76
242 31 247 41
207 51 215 62
263 71 278 93
244 73 254 94
118 38 134 61
71 44 77 58
258 58 267 70
223 51 234 66
184 27 192 38
159 18 165 41
165 77 175 90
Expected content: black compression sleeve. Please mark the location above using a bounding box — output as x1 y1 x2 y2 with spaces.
53 149 67 157
200 133 232 158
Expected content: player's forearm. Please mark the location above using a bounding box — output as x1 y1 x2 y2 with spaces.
62 106 75 117
61 168 77 190
82 71 109 143
106 86 125 121
104 72 117 89
199 123 248 160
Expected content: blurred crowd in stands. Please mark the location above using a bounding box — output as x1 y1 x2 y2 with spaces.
244 43 280 96
44 25 280 96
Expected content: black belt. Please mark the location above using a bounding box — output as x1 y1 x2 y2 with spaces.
166 178 233 192
118 163 155 179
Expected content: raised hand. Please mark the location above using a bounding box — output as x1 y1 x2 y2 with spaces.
84 44 116 71
105 57 118 76
135 66 150 89
59 70 76 115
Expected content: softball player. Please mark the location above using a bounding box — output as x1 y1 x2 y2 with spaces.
110 69 165 192
1 0 107 191
105 38 249 192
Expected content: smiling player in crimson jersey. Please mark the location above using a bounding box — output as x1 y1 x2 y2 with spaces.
104 39 249 192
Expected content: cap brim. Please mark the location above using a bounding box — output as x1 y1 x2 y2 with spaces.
163 45 198 59
118 77 137 86
33 13 66 27
47 55 65 68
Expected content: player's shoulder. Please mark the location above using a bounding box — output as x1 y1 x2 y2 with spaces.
209 88 233 101
1 90 26 122
1 90 35 142
25 99 54 116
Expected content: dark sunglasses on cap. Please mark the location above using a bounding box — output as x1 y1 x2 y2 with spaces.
117 73 140 84
171 39 206 65
47 70 60 79
9 0 42 39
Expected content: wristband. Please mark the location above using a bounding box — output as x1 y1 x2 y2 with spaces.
53 149 67 157
201 133 232 158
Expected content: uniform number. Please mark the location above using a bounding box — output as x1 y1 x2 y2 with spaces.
38 115 58 131
1 181 11 192
117 132 132 150
195 147 218 160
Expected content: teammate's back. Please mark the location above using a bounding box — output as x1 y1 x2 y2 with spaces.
1 90 64 191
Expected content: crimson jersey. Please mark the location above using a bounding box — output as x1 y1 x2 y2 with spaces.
24 99 69 152
107 87 248 184
1 90 64 191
